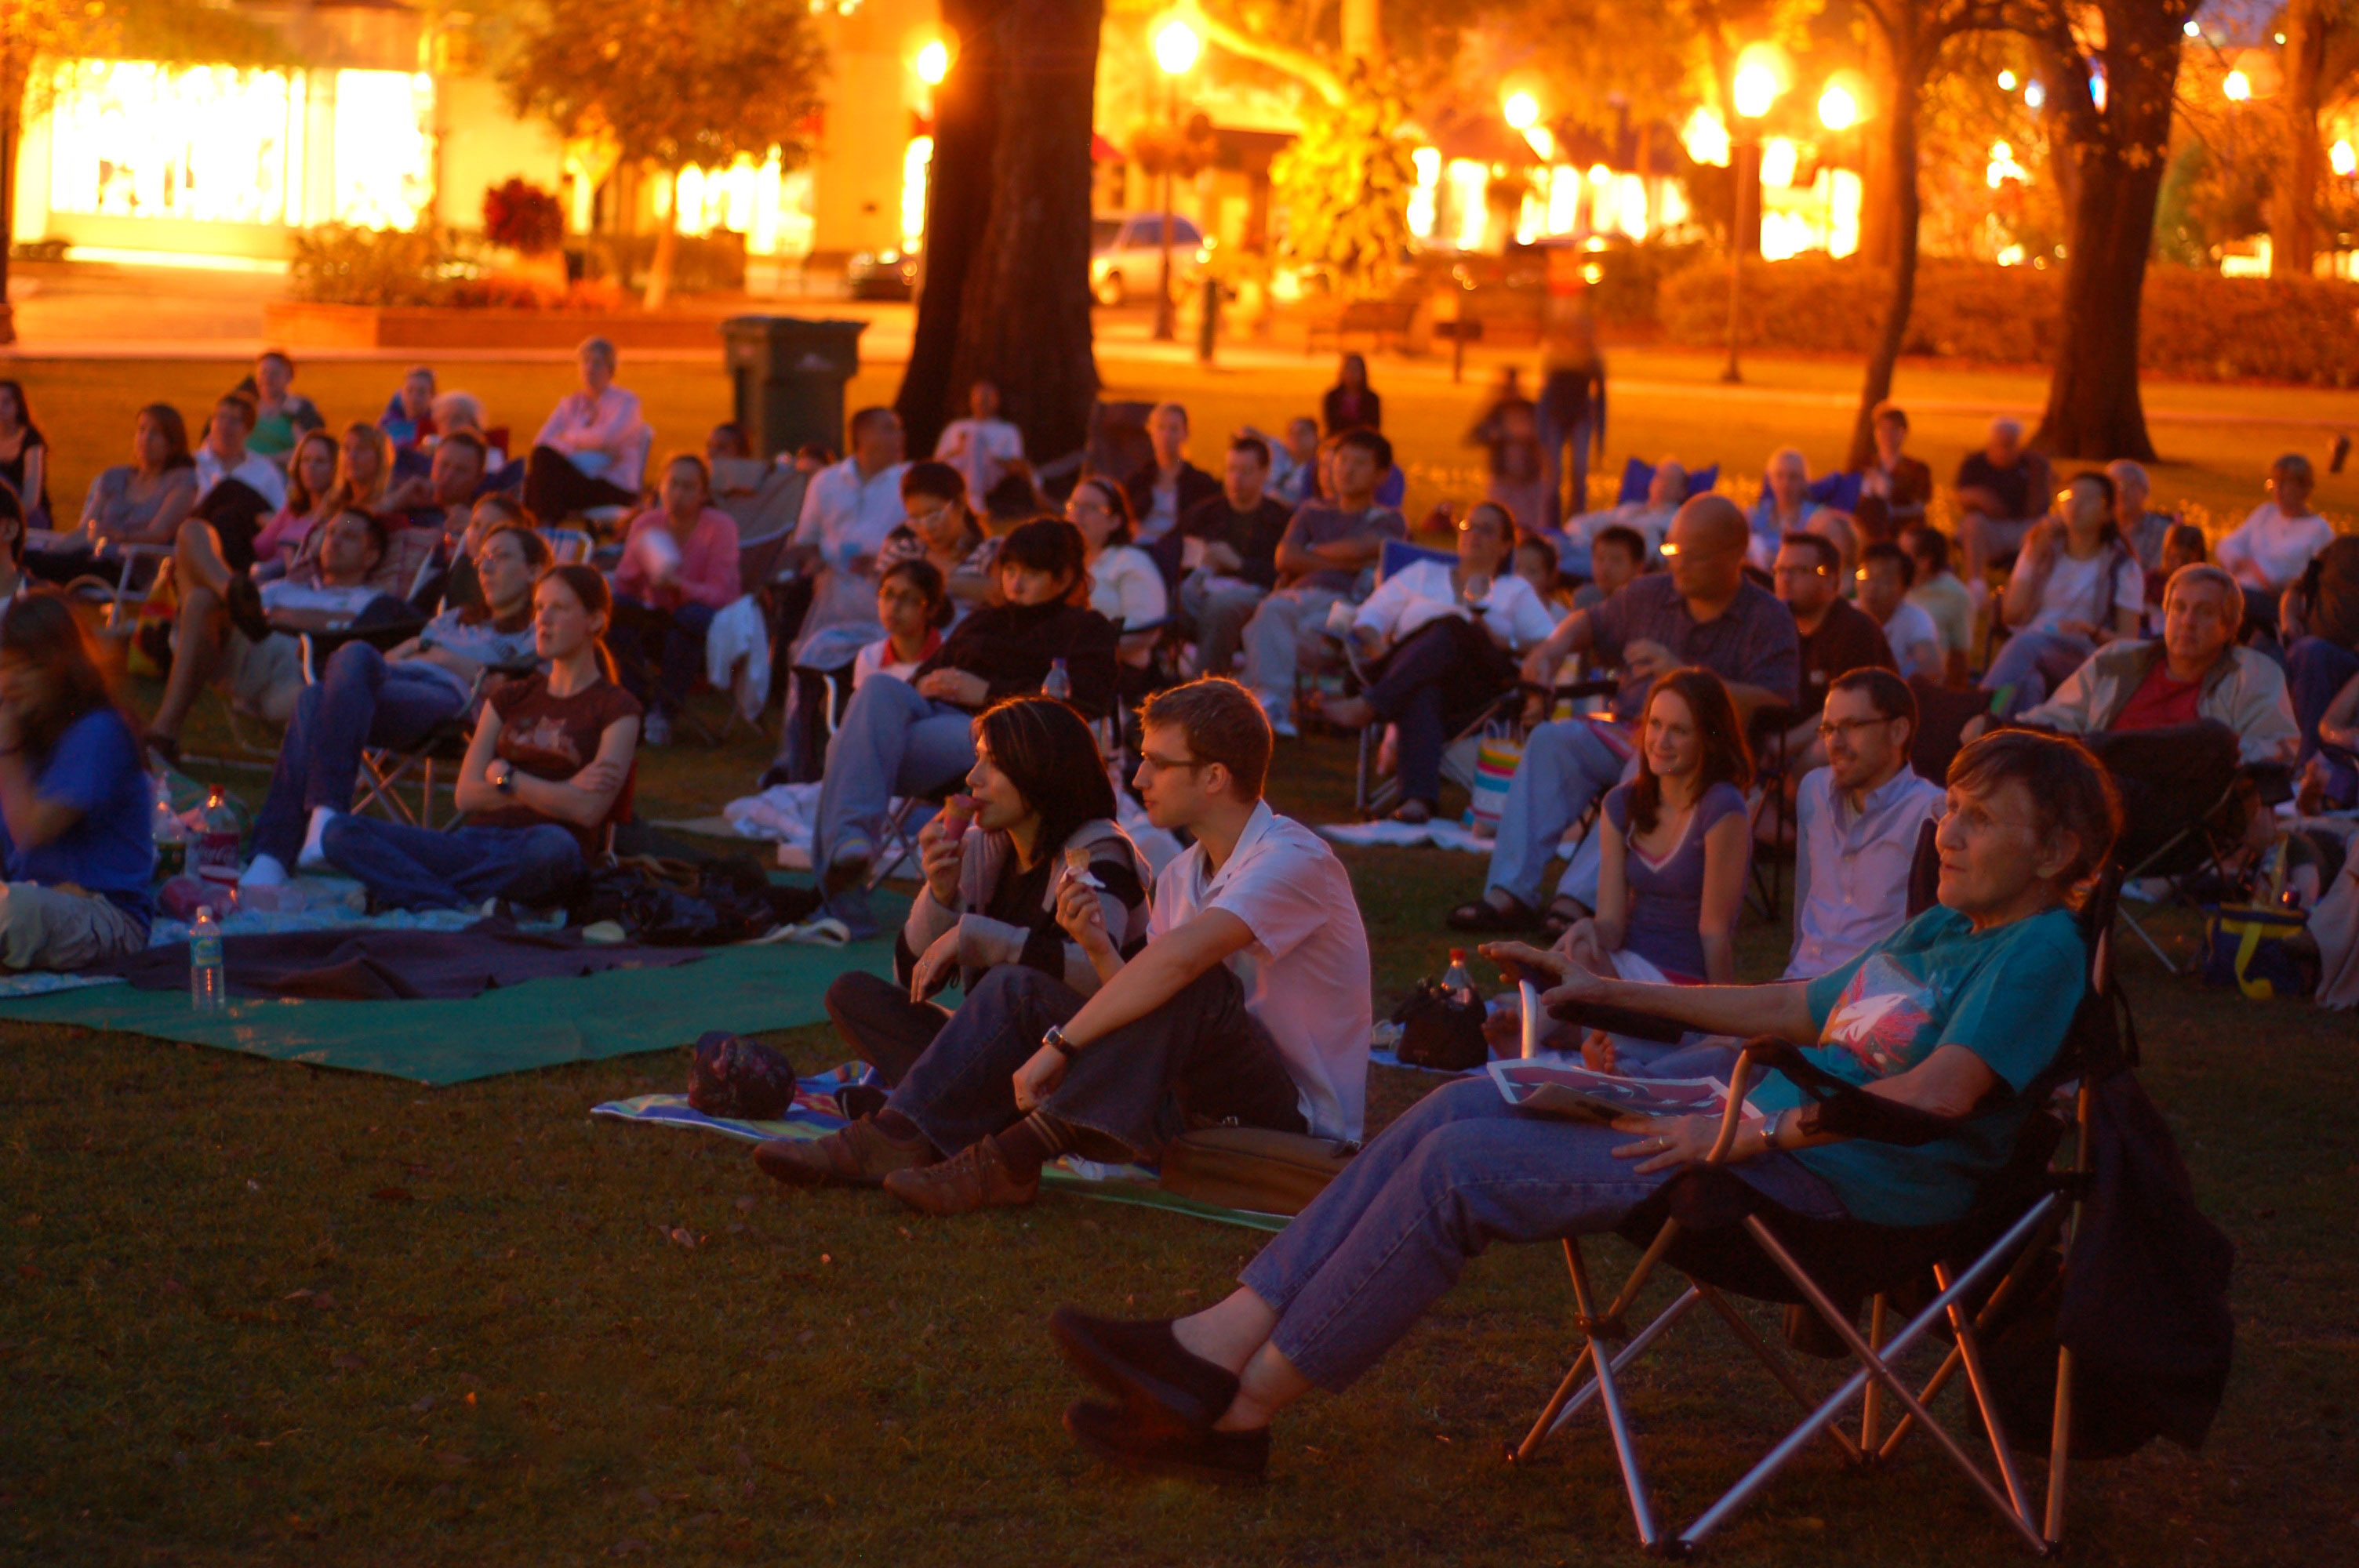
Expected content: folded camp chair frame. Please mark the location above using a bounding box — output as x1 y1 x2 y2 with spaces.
1508 869 2128 1559
300 637 528 832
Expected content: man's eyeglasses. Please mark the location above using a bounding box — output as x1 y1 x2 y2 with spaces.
1137 752 1209 775
1816 716 1895 742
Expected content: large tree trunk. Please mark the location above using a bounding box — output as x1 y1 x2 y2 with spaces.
1848 77 1920 468
2029 0 2186 463
1856 37 1902 271
2274 0 2325 278
0 97 18 347
896 0 1006 457
945 0 1103 464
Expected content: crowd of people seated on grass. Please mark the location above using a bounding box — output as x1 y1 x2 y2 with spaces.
3 343 2349 1517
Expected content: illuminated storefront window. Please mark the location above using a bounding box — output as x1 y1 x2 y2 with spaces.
46 60 297 224
43 59 434 231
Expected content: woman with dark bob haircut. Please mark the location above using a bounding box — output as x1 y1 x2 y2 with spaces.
0 590 157 969
817 694 1154 1092
1046 728 2118 1482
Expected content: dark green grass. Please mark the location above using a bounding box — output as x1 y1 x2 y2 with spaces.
5 710 2357 1566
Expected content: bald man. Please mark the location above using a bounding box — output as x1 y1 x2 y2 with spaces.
1448 495 1801 934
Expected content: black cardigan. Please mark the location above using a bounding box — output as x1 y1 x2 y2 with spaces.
913 599 1119 718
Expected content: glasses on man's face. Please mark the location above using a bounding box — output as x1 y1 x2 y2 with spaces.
1136 752 1208 775
907 503 953 529
1816 716 1892 742
1775 562 1829 579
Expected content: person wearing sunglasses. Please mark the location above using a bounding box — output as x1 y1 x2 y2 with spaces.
1785 669 1944 979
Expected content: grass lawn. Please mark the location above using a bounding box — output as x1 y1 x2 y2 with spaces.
2 347 2357 1563
5 693 2357 1566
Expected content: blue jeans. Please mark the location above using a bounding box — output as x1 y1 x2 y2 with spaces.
1240 1076 1844 1392
251 644 472 866
2288 636 2359 765
813 673 977 866
886 964 1304 1160
617 596 717 717
319 817 585 912
1979 629 2093 718
1485 717 1630 909
1537 373 1596 529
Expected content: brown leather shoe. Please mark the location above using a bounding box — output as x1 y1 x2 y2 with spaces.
881 1137 1039 1216
751 1117 936 1188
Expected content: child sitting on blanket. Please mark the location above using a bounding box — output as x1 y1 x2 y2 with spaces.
0 591 155 970
821 695 1151 1085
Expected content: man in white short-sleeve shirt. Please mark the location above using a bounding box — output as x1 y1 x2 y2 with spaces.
754 678 1375 1215
934 379 1026 512
1785 670 1945 980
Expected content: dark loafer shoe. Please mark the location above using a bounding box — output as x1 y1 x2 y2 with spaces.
1063 1399 1268 1483
1048 1308 1238 1433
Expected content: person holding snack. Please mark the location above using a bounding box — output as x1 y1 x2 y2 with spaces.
812 695 1151 1089
1044 729 2116 1481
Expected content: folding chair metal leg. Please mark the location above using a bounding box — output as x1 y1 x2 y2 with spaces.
1932 1261 2036 1526
1561 1239 1661 1551
1532 1286 1702 1446
1676 1203 2056 1555
865 795 925 890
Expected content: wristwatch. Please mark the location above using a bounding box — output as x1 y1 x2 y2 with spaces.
1756 1109 1786 1154
492 760 518 795
1041 1025 1080 1060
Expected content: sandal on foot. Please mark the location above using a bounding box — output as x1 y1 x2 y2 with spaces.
1539 898 1590 943
1445 895 1538 934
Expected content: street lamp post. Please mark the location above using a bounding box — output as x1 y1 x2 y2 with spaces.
1152 19 1201 343
1721 58 1783 384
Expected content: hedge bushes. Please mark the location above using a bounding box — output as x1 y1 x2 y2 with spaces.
1657 256 2359 387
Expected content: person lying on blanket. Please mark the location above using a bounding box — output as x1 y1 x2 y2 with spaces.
756 677 1372 1216
0 591 156 971
818 695 1153 1086
1044 729 2117 1482
239 521 551 895
311 564 639 911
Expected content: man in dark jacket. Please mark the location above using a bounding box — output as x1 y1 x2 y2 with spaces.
812 519 1115 936
1176 434 1294 679
1121 402 1220 549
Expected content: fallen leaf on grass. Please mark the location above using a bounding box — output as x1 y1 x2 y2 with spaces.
329 1352 365 1371
371 1188 416 1205
411 1396 435 1415
656 1225 702 1250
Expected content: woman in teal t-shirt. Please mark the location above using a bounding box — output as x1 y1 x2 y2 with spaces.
1034 732 2122 1481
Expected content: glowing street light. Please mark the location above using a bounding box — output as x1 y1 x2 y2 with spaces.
1817 83 1858 131
914 39 950 85
2223 70 2251 102
1733 61 1782 120
1722 49 1783 384
2333 140 2357 178
1150 17 1201 342
1503 90 1539 131
1997 70 2017 91
1154 18 1200 74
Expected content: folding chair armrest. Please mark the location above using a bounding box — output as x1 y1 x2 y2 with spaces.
1740 1036 1965 1148
1540 995 1691 1044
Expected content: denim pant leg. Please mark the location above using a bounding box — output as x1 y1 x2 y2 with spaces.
1048 964 1304 1154
660 601 718 714
1182 575 1267 679
1981 630 2091 717
813 675 966 863
1241 1077 1841 1391
1241 588 1340 718
1365 622 1478 809
320 818 583 910
2287 637 2359 763
824 968 951 1086
888 965 1085 1155
1485 719 1625 908
253 681 325 866
369 665 473 750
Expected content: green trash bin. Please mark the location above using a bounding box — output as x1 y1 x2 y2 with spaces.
722 317 867 462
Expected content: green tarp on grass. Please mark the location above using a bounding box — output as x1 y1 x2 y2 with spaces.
0 924 900 1085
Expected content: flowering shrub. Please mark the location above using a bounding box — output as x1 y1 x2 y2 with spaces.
482 179 565 256
1658 256 2359 386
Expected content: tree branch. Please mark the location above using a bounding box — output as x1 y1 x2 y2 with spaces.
1173 0 1348 106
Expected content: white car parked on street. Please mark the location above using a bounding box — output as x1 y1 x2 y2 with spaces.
1090 212 1210 307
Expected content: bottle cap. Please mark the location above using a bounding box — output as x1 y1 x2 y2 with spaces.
1448 948 1466 964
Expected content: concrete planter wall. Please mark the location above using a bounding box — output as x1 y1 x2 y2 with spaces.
262 303 728 352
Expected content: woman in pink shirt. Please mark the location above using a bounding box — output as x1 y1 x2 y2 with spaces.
249 429 340 577
612 452 741 745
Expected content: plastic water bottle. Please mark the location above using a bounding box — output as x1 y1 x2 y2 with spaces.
189 906 227 1013
1043 658 1071 700
1443 948 1479 1009
150 774 190 880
